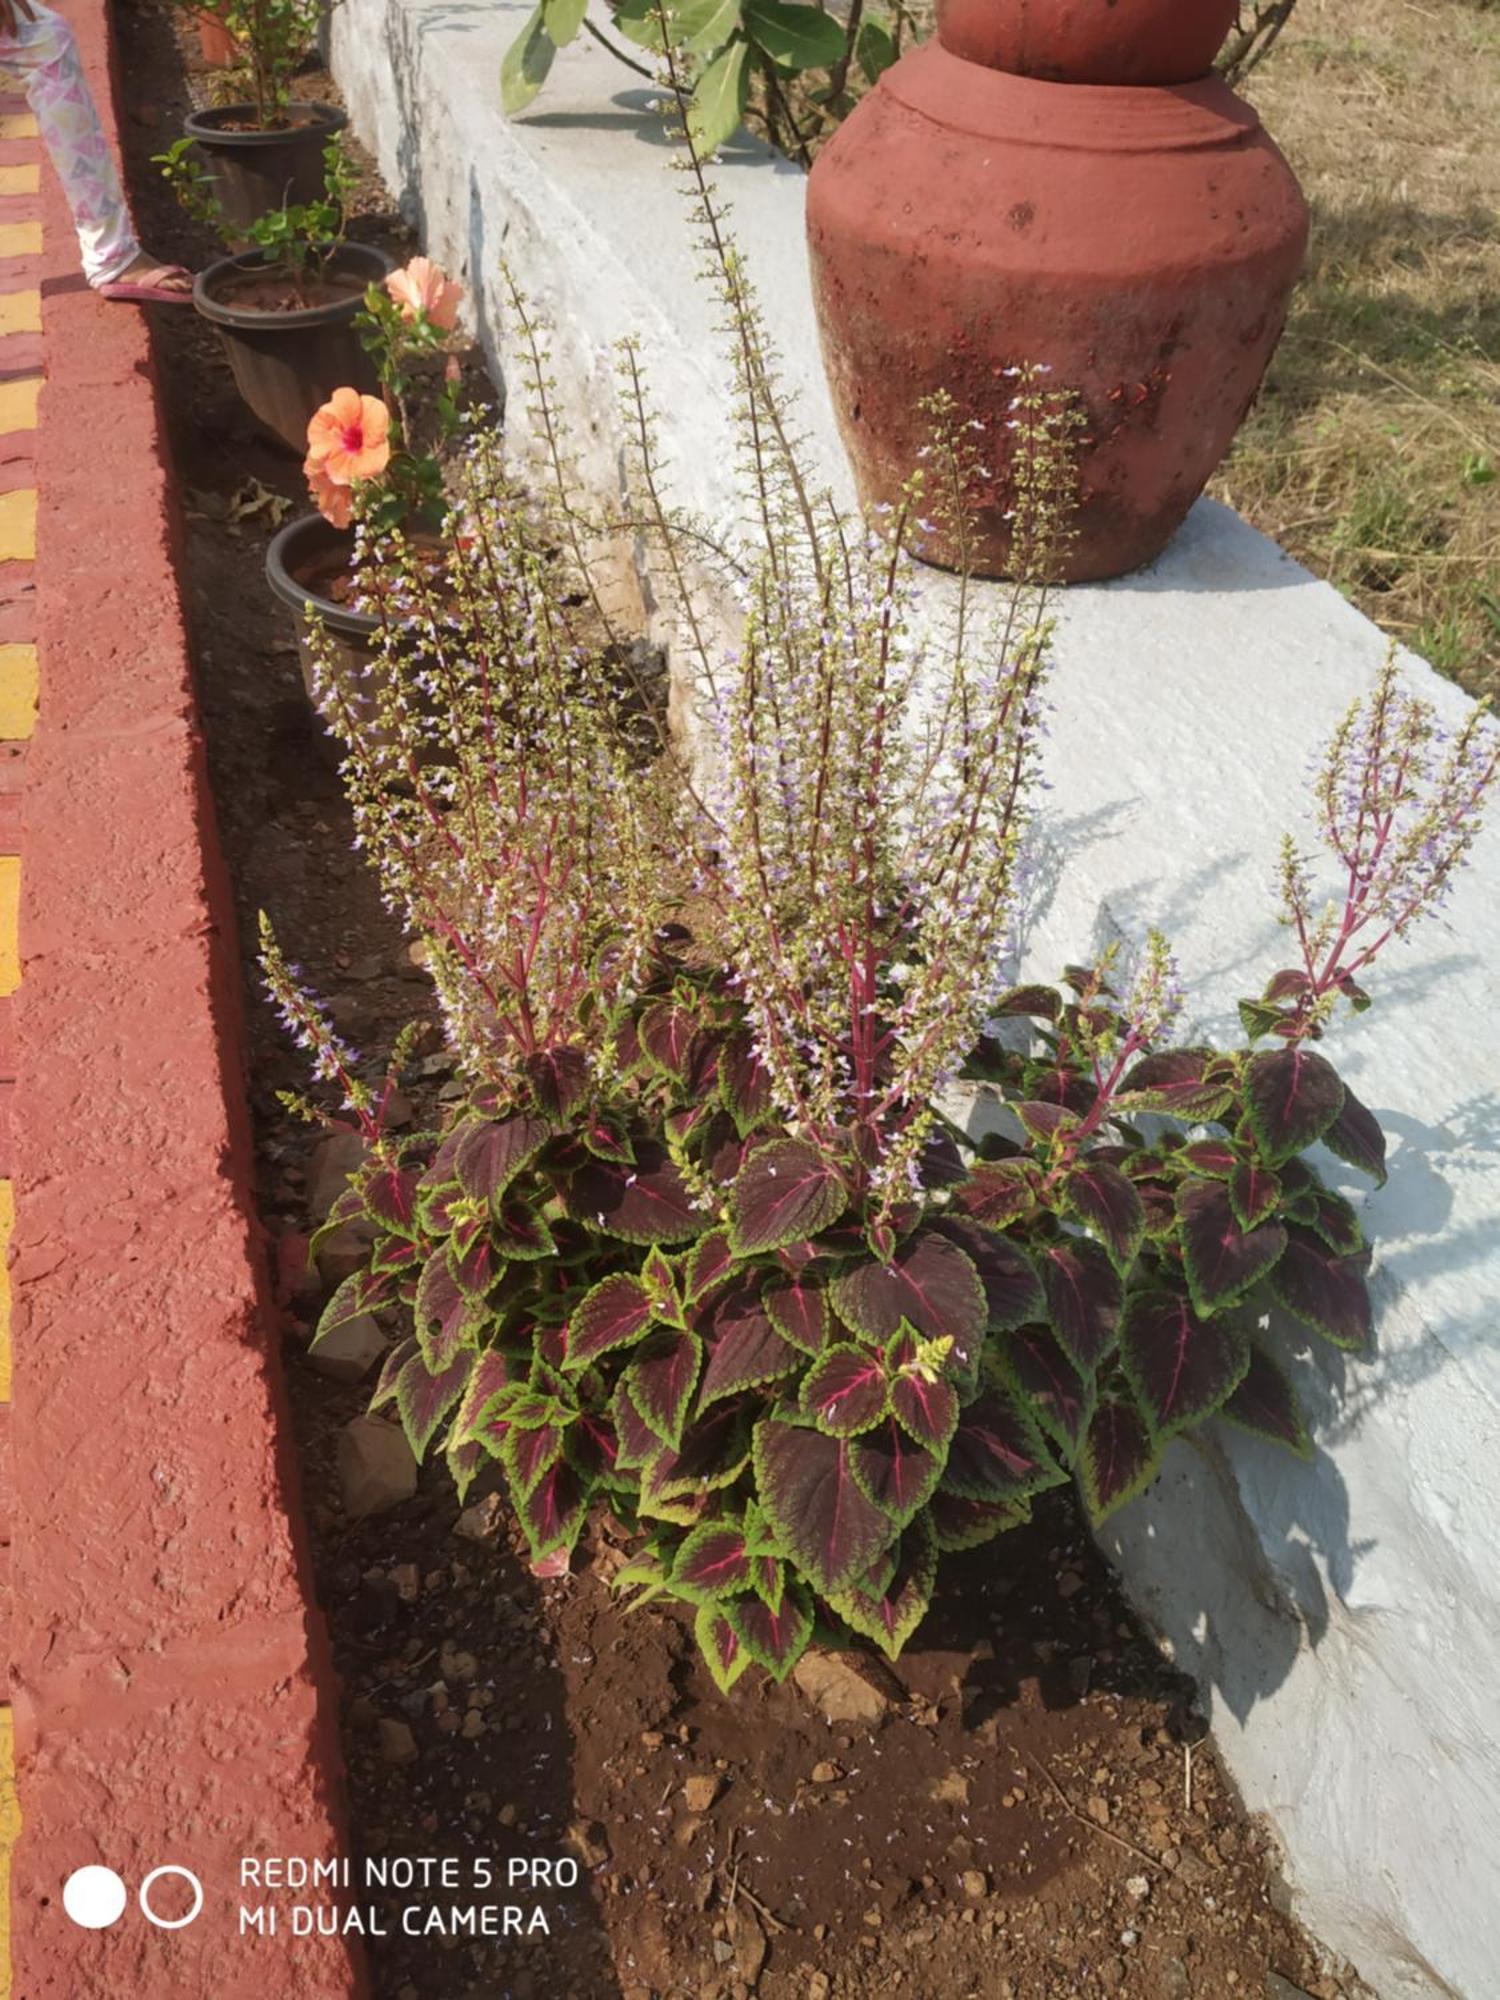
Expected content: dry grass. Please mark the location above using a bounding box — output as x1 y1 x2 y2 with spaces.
1214 0 1500 697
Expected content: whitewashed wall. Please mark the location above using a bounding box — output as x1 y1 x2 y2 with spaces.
330 7 1500 1992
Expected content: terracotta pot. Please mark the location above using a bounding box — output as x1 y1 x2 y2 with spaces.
937 0 1238 84
805 37 1308 581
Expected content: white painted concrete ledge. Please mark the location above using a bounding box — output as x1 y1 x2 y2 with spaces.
330 6 1500 1993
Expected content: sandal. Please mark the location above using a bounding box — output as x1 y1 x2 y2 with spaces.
95 263 196 306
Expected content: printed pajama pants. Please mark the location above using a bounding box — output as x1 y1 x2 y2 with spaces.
0 1 141 285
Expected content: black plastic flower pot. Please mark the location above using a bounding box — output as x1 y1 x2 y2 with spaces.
182 100 347 235
266 511 375 706
193 241 393 454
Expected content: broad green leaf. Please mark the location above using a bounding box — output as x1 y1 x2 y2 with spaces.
688 35 750 153
501 6 557 116
741 0 846 69
855 14 896 81
543 0 589 42
675 0 741 53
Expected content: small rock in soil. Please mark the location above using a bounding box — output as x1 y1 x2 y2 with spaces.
567 1819 610 1868
792 1649 888 1725
379 1719 418 1765
338 1416 417 1519
454 1493 503 1542
307 1312 388 1384
315 1216 379 1287
810 1761 843 1785
930 1770 969 1806
682 1774 722 1813
307 1129 368 1219
960 1869 988 1901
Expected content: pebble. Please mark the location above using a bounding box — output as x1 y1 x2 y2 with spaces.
682 1774 722 1813
379 1719 418 1765
810 1760 843 1785
338 1418 417 1519
792 1650 888 1724
454 1493 503 1542
1126 1874 1152 1900
960 1870 988 1901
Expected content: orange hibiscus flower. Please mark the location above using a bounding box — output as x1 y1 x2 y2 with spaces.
305 389 392 484
385 255 463 333
304 455 354 529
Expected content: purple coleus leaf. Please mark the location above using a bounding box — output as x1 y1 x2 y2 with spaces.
1078 1392 1161 1522
447 1347 513 1447
725 1582 815 1681
728 1139 847 1256
800 1343 890 1436
1176 1179 1288 1315
446 1227 497 1303
395 1349 471 1462
753 1417 895 1596
518 1457 588 1560
673 1519 754 1600
567 1272 657 1369
763 1272 833 1357
1244 1047 1346 1162
929 1491 1027 1552
1039 1236 1121 1374
363 1165 419 1234
369 1333 418 1412
944 1388 1060 1504
933 1218 1044 1338
1303 1189 1363 1258
1117 1048 1234 1120
1015 1100 1079 1146
829 1514 937 1660
565 1411 621 1483
581 1113 634 1166
502 1417 566 1499
1064 1159 1146 1272
699 1284 800 1411
455 1114 550 1207
693 1602 749 1695
832 1232 986 1354
646 1400 753 1502
566 1141 702 1244
1268 1224 1373 1352
849 1418 943 1527
1220 1344 1311 1456
1001 1326 1094 1455
523 1045 591 1120
1119 1285 1250 1437
720 1032 776 1136
639 1000 703 1085
684 1228 736 1305
1321 1084 1387 1186
625 1329 704 1448
886 1331 960 1450
952 1159 1043 1228
1181 1139 1239 1179
415 1252 481 1371
611 1377 661 1469
1229 1160 1282 1232
315 1268 394 1347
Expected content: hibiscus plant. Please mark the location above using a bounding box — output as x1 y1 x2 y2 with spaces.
265 92 1499 1693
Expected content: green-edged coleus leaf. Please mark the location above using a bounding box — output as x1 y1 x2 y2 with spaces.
643 1400 753 1505
502 1415 566 1499
829 1513 937 1661
754 1417 894 1596
492 1198 557 1260
929 1491 1027 1552
368 1333 417 1411
414 1251 483 1371
1244 1047 1346 1162
720 1032 775 1136
566 1271 657 1370
952 1158 1043 1228
699 1283 800 1410
624 1329 704 1448
1176 1179 1288 1316
725 1581 814 1681
1181 1139 1238 1179
523 1045 591 1120
694 1601 750 1695
800 1342 889 1436
456 1114 550 1207
566 1141 702 1244
639 1000 700 1084
446 1222 497 1302
518 1458 588 1560
991 982 1061 1020
934 1218 1044 1336
395 1349 470 1462
673 1519 754 1600
1268 1224 1373 1352
1001 1326 1094 1455
1220 1343 1311 1456
1303 1188 1364 1258
1321 1084 1387 1186
611 1377 660 1469
1116 1048 1234 1120
849 1418 943 1527
1015 1100 1078 1146
580 1112 634 1166
1039 1236 1121 1373
1063 1158 1145 1272
1119 1285 1250 1437
362 1165 419 1235
832 1232 986 1356
763 1272 833 1356
943 1387 1060 1503
1078 1392 1161 1522
887 1329 960 1449
447 1347 513 1446
309 1183 365 1262
566 1409 623 1485
685 1228 736 1305
314 1268 395 1346
1229 1160 1283 1231
728 1138 847 1255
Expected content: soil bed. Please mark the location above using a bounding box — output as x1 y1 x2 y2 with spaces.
119 6 1366 1997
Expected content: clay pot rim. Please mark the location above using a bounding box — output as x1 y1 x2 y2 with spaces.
193 240 395 329
267 512 378 639
884 44 1261 153
183 100 348 148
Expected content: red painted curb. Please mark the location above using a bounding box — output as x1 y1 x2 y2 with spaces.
7 6 364 1995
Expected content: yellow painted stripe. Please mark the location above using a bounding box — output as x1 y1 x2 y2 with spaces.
0 166 37 197
0 225 39 261
0 1180 11 1402
0 293 38 338
0 854 16 996
0 492 33 565
0 112 38 141
0 380 37 437
0 1705 17 1999
0 646 35 741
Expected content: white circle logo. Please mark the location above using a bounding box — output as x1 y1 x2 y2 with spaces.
62 1866 128 1930
138 1866 205 1930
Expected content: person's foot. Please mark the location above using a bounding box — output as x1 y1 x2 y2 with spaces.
95 253 196 305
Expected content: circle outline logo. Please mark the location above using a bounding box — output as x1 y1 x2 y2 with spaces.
138 1865 205 1930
